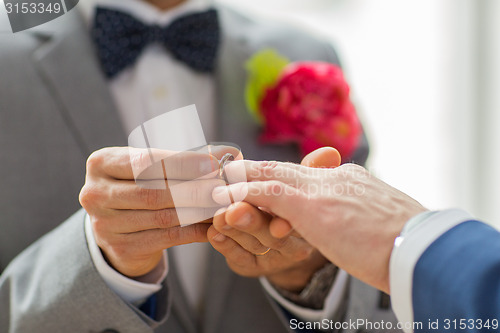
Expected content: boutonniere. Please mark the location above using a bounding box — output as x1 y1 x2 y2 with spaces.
245 49 362 161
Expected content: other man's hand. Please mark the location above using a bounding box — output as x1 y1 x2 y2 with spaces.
212 149 427 294
207 147 342 292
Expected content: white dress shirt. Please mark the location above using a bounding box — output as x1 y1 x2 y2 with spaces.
390 209 474 333
80 0 346 321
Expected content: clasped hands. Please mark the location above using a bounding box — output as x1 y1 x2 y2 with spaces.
79 146 339 293
80 145 426 294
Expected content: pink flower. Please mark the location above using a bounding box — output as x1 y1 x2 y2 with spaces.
259 62 361 160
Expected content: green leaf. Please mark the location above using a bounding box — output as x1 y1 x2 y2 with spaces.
244 49 290 124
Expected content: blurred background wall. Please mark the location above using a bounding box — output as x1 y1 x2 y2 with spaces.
216 0 500 226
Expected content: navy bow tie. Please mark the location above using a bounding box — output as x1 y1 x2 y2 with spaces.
92 7 220 79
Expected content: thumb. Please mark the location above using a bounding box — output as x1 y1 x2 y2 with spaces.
269 147 341 238
301 147 342 168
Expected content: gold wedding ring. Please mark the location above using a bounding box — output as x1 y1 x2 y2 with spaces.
255 248 271 256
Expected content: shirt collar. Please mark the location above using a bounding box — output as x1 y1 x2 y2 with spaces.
79 0 212 27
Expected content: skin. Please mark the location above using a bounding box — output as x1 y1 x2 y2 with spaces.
84 0 345 293
79 146 230 277
144 0 187 11
268 147 342 239
208 148 342 292
79 146 341 292
80 0 208 279
212 153 428 294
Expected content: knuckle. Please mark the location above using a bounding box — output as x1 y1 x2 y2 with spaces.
189 223 210 240
90 216 109 235
294 246 314 262
78 186 89 208
79 184 103 210
269 237 287 249
138 187 161 208
162 222 210 247
185 224 210 244
343 163 366 176
268 180 284 194
163 226 182 242
129 150 153 176
347 163 364 171
260 160 279 170
154 209 176 228
255 161 279 178
249 241 266 254
86 149 107 173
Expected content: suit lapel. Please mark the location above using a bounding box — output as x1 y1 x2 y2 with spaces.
32 11 126 156
213 8 255 146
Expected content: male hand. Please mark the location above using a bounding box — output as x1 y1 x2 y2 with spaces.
207 148 342 292
212 150 427 294
79 146 236 278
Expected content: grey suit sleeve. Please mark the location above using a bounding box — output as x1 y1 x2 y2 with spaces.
0 209 170 333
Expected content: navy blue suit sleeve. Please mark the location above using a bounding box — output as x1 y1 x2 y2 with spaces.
413 220 500 332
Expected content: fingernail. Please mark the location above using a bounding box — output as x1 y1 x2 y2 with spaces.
222 224 233 231
235 213 252 228
212 233 227 242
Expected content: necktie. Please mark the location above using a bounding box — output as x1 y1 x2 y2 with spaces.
92 7 220 79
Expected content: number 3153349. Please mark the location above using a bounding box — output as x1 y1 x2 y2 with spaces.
5 2 62 14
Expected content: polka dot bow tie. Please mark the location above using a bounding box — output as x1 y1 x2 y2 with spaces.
92 7 220 79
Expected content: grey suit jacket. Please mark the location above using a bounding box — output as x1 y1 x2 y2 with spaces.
0 5 393 333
